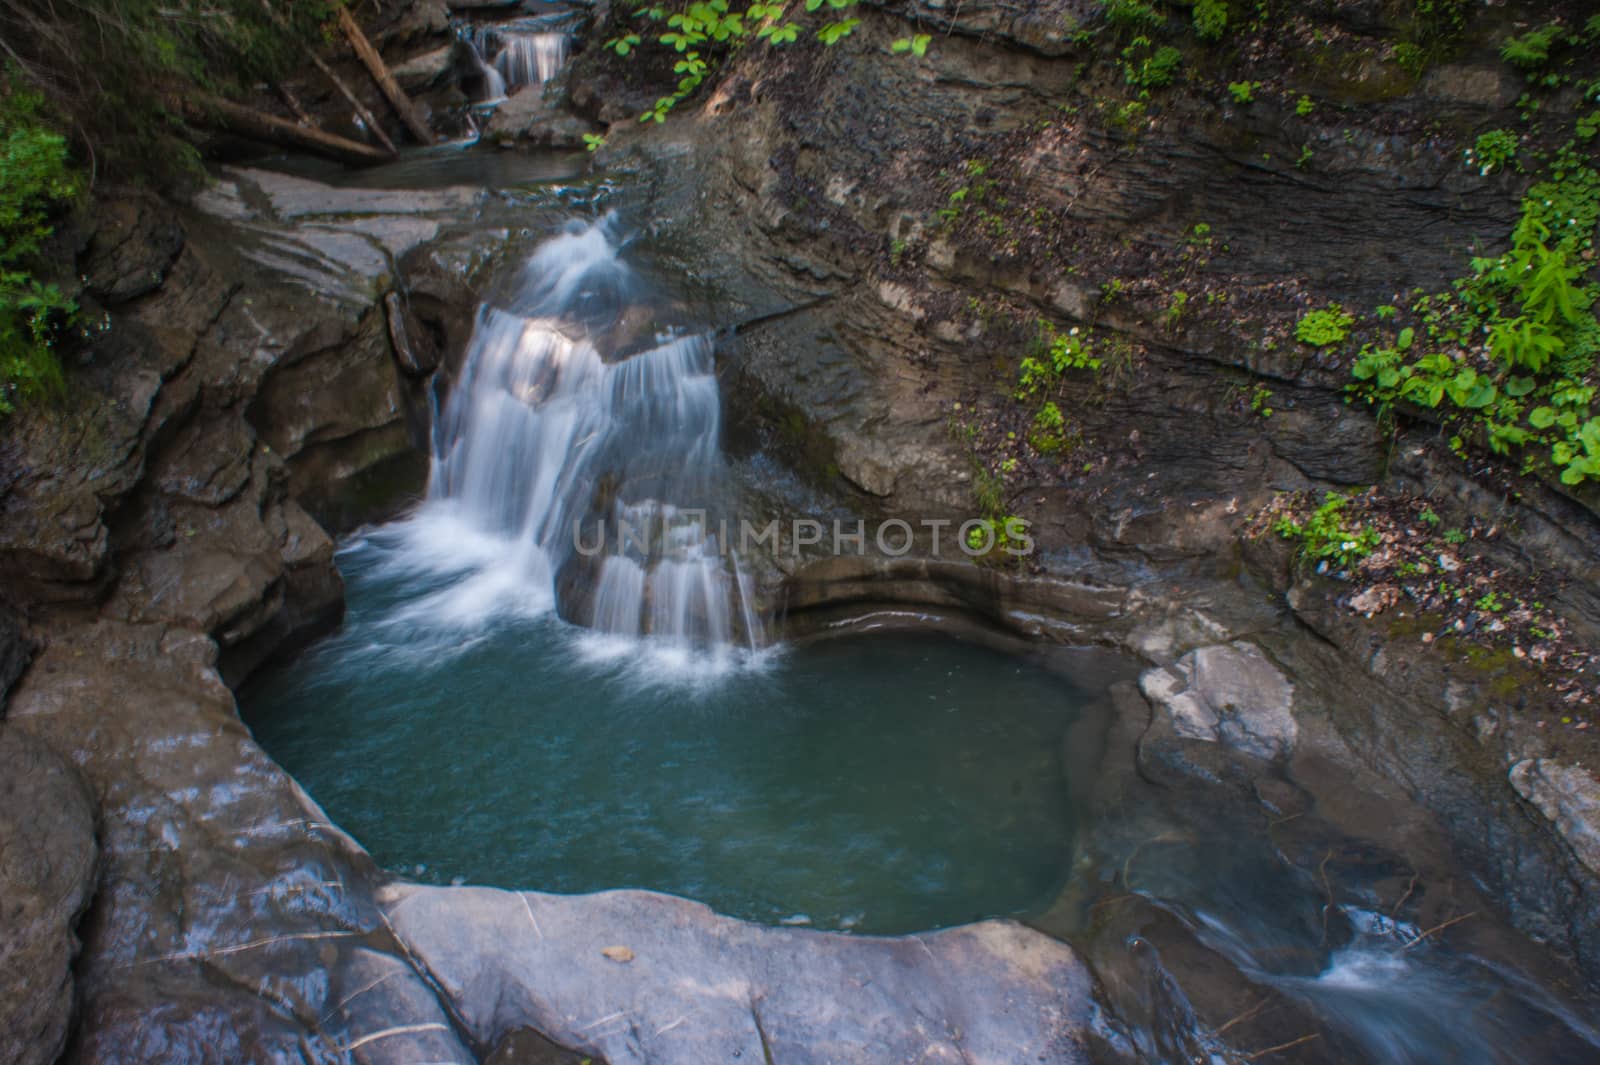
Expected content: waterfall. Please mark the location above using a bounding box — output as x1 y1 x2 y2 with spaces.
495 32 569 87
419 217 763 656
465 25 570 95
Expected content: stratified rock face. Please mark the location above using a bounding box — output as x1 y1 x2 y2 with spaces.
384 884 1095 1065
0 729 97 1065
1511 760 1600 878
1139 641 1297 760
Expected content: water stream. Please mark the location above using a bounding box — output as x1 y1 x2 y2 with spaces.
244 207 1600 1063
464 20 571 102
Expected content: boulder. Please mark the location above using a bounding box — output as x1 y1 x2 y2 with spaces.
485 89 601 148
0 728 98 1065
1139 641 1297 760
384 884 1095 1065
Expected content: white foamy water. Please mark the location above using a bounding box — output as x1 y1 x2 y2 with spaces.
370 217 764 672
465 26 570 96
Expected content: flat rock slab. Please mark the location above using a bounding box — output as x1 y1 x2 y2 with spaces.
383 885 1093 1064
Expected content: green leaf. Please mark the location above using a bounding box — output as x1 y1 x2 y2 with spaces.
1505 375 1537 397
1529 406 1558 428
1396 326 1414 351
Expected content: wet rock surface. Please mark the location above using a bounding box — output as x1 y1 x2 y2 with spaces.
1510 759 1600 879
1138 641 1298 760
0 728 97 1065
386 884 1095 1065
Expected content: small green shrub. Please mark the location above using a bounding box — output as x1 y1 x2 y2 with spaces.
1274 492 1380 571
1470 129 1518 174
1295 94 1316 116
891 34 932 57
1124 42 1183 90
1029 401 1068 454
1192 0 1227 41
1 87 78 414
1500 24 1562 70
1164 289 1189 329
1296 304 1356 347
1104 0 1164 32
1228 81 1259 104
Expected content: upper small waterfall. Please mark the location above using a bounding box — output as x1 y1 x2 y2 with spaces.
422 217 763 656
465 24 570 93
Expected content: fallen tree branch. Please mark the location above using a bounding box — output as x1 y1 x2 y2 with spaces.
337 6 434 145
190 95 393 165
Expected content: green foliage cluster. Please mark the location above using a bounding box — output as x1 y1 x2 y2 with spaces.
1016 321 1101 400
1014 321 1098 456
1498 18 1600 88
1103 0 1165 33
1469 129 1518 175
1296 304 1355 347
965 515 1028 555
1191 0 1227 41
1227 80 1259 104
1273 492 1380 571
1122 39 1184 90
1349 110 1600 486
1501 24 1564 71
1 85 77 414
614 1 875 124
1 0 340 180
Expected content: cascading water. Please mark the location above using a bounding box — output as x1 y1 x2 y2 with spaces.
465 24 570 97
416 216 762 658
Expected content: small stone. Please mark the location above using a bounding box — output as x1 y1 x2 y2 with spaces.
601 945 635 963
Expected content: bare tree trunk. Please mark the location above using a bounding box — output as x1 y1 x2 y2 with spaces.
257 0 398 155
192 96 393 165
309 51 401 156
275 81 313 126
336 7 434 146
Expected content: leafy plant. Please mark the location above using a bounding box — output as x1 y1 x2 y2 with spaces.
1500 24 1562 71
1029 401 1068 454
2 85 77 414
1123 40 1183 90
1104 0 1164 32
1228 81 1259 104
1192 0 1228 40
1250 385 1273 418
1274 492 1381 571
1296 304 1356 347
891 34 932 57
1469 128 1518 174
1016 322 1100 399
582 132 607 152
624 1 863 124
1164 289 1189 329
1295 94 1316 116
